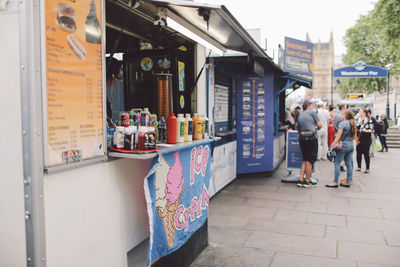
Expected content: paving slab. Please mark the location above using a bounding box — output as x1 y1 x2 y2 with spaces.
208 226 252 247
349 198 400 210
347 216 400 231
358 262 399 267
295 202 328 213
326 226 386 245
338 241 400 266
382 228 400 247
235 184 278 193
190 244 275 267
273 209 308 223
270 252 356 267
250 191 311 202
245 218 325 238
242 197 296 210
307 213 346 227
244 231 337 258
381 209 400 221
327 204 383 219
208 214 249 228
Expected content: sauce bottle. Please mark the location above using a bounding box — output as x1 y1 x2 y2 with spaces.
158 117 166 143
201 114 206 139
141 108 150 126
204 114 209 139
184 114 193 142
194 114 203 140
114 126 125 149
176 114 185 143
192 113 198 138
166 112 177 144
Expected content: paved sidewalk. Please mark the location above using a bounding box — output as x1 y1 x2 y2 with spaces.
191 149 400 267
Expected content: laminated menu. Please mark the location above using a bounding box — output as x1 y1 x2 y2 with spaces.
44 0 104 166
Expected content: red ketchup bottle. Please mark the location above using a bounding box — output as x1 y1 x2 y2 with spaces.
166 112 177 144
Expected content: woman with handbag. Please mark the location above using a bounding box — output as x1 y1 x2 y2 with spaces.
326 110 357 188
356 108 374 173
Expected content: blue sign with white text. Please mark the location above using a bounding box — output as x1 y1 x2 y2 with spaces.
144 139 214 266
286 131 303 170
283 37 314 76
334 61 388 78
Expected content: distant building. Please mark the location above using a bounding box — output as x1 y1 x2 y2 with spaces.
306 32 334 100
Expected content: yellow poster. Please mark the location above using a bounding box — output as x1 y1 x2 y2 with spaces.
45 0 104 166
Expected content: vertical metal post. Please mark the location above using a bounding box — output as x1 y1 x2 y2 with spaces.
386 72 390 119
19 0 47 266
393 88 397 119
330 67 333 104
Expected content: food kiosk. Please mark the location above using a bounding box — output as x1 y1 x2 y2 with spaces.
0 0 282 266
207 51 312 177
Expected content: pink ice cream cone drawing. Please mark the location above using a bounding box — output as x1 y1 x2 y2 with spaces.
155 152 183 248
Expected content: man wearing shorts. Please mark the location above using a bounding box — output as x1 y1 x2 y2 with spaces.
297 101 322 187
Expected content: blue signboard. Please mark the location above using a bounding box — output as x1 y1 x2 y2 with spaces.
334 60 388 78
286 130 302 170
283 37 314 76
144 139 214 265
236 74 275 174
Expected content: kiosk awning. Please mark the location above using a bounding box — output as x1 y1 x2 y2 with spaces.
146 0 268 58
276 73 312 96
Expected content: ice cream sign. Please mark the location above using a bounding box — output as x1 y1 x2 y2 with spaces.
144 139 214 265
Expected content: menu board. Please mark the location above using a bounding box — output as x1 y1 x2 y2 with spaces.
214 84 229 123
240 80 265 160
44 0 104 167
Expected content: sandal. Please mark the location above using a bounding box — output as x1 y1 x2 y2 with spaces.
325 184 338 188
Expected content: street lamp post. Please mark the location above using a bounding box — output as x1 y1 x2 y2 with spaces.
385 63 394 120
386 75 390 119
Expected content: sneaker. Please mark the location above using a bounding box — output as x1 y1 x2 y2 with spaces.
364 169 369 174
385 149 389 152
310 179 318 186
297 180 304 187
303 182 311 188
340 166 346 172
355 168 361 172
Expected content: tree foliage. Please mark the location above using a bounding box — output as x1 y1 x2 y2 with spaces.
338 0 400 97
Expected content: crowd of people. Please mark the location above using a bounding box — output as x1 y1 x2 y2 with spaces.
286 100 391 188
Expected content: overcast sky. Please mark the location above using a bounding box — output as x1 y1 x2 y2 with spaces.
203 0 377 63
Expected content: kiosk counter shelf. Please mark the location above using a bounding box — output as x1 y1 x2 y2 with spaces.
108 138 220 160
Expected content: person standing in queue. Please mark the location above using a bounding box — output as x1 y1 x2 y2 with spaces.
377 114 389 152
367 109 376 157
326 110 357 188
334 104 347 171
297 101 322 188
293 106 302 128
356 108 374 173
316 102 330 161
327 104 336 147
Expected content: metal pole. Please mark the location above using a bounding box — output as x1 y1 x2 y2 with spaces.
386 72 390 119
330 67 333 104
